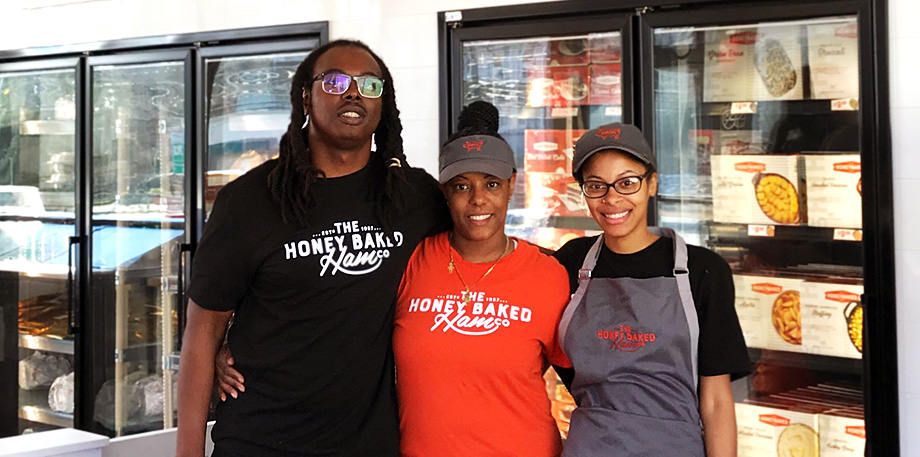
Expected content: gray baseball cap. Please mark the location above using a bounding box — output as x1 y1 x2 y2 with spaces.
571 123 656 177
439 135 516 184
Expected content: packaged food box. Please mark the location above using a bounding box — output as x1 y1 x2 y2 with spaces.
525 66 590 108
587 33 622 63
801 280 864 359
703 25 805 102
525 172 587 218
526 67 555 108
549 38 590 66
736 402 821 457
804 154 862 228
711 154 804 225
819 410 866 457
587 63 622 105
733 275 806 352
807 21 860 100
718 130 766 155
524 129 586 174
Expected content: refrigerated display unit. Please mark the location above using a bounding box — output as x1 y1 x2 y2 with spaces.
439 1 896 455
0 22 326 438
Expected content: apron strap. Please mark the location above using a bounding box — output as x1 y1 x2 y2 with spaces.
650 227 700 391
558 235 605 351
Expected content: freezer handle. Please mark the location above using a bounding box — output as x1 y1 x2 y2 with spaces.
67 235 80 334
177 243 192 350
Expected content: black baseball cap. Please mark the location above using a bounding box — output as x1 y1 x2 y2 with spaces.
571 123 656 177
439 135 516 184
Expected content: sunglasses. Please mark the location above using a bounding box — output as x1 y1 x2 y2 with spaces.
312 71 385 99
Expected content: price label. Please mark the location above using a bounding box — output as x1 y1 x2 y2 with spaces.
833 228 863 241
605 106 623 117
831 98 859 111
551 107 578 118
730 102 757 114
748 225 775 237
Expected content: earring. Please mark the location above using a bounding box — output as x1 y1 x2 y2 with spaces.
302 114 309 129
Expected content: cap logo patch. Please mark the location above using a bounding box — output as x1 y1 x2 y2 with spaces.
463 141 484 152
596 128 621 140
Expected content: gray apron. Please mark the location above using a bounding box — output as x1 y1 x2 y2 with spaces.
558 227 703 457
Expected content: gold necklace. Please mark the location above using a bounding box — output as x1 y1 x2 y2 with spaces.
447 233 511 307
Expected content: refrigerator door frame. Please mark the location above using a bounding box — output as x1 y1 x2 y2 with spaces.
439 13 635 146
190 39 320 346
0 56 83 437
638 1 896 456
84 48 194 436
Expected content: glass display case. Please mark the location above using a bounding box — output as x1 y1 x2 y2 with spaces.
441 2 895 454
204 51 307 218
0 63 78 436
650 15 867 456
88 55 189 436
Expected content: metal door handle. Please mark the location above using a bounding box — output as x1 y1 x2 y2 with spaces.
67 235 80 334
177 242 191 350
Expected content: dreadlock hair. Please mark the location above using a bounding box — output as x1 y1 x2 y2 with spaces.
445 100 505 144
268 39 411 228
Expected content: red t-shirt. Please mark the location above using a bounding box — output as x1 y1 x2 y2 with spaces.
394 232 571 457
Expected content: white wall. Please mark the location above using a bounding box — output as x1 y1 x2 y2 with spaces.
0 0 916 454
889 0 920 454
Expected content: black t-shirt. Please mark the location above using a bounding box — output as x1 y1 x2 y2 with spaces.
552 235 752 384
188 155 450 457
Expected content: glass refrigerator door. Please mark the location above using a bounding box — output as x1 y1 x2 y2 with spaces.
650 16 865 455
89 57 187 436
459 27 627 439
0 65 78 436
204 51 306 219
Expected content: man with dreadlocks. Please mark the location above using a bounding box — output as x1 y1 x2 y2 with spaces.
176 40 450 457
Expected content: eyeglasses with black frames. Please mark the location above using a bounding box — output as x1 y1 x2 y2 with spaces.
580 173 650 198
312 71 385 99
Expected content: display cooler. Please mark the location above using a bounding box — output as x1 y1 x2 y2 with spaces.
0 22 326 438
439 0 896 455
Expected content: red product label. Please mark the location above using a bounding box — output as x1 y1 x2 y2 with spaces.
836 23 859 39
752 283 783 295
588 63 622 106
833 161 861 173
759 414 791 427
845 425 866 439
524 130 585 173
549 65 590 108
735 162 767 173
825 290 860 303
730 31 759 45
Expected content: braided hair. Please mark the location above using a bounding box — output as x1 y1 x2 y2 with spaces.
446 100 505 143
268 39 410 227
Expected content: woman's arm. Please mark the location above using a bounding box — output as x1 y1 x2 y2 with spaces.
176 299 234 457
700 374 736 457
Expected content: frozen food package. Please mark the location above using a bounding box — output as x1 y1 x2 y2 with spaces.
524 129 586 173
801 280 864 359
703 26 804 102
804 154 862 229
19 351 72 390
587 63 622 106
819 410 866 457
711 154 805 225
525 172 587 218
549 38 589 66
587 33 622 63
736 402 820 457
48 372 74 414
807 21 859 100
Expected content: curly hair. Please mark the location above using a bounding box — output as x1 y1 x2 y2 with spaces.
268 39 410 227
445 100 505 144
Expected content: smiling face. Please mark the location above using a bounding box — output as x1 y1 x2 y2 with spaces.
581 150 658 250
304 45 383 152
442 172 515 245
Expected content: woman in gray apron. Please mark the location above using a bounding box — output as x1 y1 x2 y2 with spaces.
552 123 751 457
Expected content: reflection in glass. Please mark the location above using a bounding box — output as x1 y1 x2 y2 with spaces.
91 61 185 436
205 52 306 217
0 68 76 435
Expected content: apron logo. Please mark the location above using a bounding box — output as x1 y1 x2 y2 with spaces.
597 325 657 353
